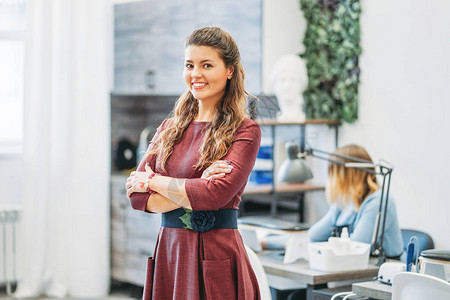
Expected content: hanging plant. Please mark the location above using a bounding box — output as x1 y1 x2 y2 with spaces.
299 0 361 123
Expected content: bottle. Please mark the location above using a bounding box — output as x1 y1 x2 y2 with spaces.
340 227 350 253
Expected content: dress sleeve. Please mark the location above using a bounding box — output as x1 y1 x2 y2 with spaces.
185 120 261 211
308 204 340 242
129 119 169 212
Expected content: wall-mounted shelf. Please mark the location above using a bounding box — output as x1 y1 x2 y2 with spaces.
256 118 340 150
242 119 340 222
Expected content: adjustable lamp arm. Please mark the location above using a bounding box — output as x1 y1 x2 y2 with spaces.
372 164 393 265
306 148 377 171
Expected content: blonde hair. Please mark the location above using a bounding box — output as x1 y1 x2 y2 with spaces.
326 145 380 210
150 27 249 171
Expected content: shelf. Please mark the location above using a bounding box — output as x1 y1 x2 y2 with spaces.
244 120 339 222
255 119 340 126
243 183 325 195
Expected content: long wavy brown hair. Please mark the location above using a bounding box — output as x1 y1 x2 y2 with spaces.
326 145 380 210
150 27 249 171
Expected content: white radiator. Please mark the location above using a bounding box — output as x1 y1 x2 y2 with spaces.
0 205 21 295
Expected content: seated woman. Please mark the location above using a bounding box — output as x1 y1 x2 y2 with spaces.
308 144 404 258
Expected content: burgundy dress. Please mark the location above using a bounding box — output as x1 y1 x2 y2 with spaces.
129 118 262 300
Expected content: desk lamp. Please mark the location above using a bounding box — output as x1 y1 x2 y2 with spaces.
277 142 313 183
279 144 394 265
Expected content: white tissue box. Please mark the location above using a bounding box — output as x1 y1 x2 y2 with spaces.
308 241 371 272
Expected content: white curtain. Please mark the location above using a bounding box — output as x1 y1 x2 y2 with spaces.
15 0 111 297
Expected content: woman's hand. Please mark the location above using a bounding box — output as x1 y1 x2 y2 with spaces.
201 160 233 180
126 163 155 197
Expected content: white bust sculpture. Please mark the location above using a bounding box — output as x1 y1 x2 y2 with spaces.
270 54 308 122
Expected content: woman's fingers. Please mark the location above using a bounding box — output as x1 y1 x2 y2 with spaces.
201 161 233 179
213 166 233 174
211 160 232 168
144 162 153 174
125 168 156 197
208 173 226 180
125 170 139 191
212 162 233 172
213 163 233 170
126 178 132 189
126 180 139 197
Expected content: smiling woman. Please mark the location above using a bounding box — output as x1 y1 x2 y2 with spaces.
183 45 234 115
126 26 262 299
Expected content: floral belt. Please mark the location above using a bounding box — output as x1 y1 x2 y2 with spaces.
161 208 238 233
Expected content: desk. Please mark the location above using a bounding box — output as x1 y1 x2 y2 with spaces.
258 251 379 299
352 280 392 300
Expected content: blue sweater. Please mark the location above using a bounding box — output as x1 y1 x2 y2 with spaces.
308 190 404 258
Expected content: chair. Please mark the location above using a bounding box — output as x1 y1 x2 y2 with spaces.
245 245 272 300
401 229 434 260
392 272 450 300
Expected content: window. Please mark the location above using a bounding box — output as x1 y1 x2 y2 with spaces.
0 0 26 154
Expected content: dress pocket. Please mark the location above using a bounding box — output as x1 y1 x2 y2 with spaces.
202 258 236 300
142 257 154 300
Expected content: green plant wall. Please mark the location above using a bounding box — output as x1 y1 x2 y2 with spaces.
299 0 361 123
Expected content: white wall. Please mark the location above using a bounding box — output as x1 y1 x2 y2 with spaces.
263 0 450 249
339 0 450 249
262 0 305 94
